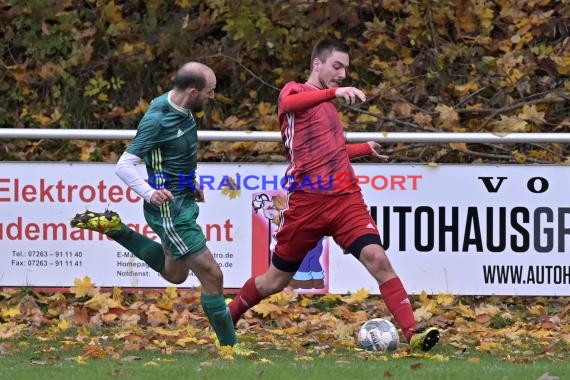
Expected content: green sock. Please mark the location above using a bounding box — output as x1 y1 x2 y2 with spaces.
201 294 237 346
107 224 165 274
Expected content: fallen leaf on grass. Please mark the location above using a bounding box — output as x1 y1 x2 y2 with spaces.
75 356 87 364
0 343 12 355
120 355 141 362
83 345 108 359
30 360 49 365
538 373 560 380
70 276 95 298
476 314 491 324
0 323 26 339
410 362 423 369
342 288 370 304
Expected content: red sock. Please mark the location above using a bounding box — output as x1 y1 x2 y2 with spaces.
380 277 416 341
228 276 264 325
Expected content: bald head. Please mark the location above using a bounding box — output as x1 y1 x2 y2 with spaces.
172 62 217 111
174 62 215 91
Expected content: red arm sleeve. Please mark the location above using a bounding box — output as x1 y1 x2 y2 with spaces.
346 143 373 159
280 88 337 113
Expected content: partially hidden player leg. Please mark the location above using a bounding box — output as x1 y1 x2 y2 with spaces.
70 210 165 273
161 248 190 284
228 263 295 325
181 247 237 346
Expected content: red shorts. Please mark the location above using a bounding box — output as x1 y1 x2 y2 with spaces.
272 191 380 269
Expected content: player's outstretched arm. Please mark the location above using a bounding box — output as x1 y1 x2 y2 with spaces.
346 141 389 161
367 141 389 161
334 87 366 105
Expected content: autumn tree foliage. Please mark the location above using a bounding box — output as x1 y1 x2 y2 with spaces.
1 0 569 163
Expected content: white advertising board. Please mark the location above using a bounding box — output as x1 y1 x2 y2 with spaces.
0 162 568 295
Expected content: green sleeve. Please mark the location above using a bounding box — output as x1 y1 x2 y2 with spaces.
126 115 161 158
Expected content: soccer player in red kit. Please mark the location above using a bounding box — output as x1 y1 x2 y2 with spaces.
228 38 439 351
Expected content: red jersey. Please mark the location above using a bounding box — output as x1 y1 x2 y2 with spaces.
278 81 360 194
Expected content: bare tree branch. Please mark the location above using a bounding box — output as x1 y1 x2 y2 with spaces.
199 53 281 92
475 92 569 131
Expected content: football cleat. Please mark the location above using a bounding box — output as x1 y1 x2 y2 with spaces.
409 326 440 351
231 343 257 358
215 338 257 359
70 210 121 234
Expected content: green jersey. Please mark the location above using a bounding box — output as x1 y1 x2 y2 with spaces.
127 92 199 199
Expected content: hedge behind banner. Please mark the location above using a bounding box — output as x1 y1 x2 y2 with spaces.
1 0 568 163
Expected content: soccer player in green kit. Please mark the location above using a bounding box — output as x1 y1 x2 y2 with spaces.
71 62 249 353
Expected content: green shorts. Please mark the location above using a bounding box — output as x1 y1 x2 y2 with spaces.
144 200 207 259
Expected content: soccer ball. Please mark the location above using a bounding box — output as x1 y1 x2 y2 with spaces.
357 318 399 352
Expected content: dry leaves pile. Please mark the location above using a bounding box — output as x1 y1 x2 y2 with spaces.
0 276 568 364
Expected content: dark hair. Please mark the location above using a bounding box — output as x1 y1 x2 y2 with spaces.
173 69 206 91
310 38 349 65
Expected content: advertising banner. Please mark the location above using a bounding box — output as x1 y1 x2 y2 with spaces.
0 162 568 295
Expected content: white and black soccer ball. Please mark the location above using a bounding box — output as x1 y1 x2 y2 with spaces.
357 318 399 352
